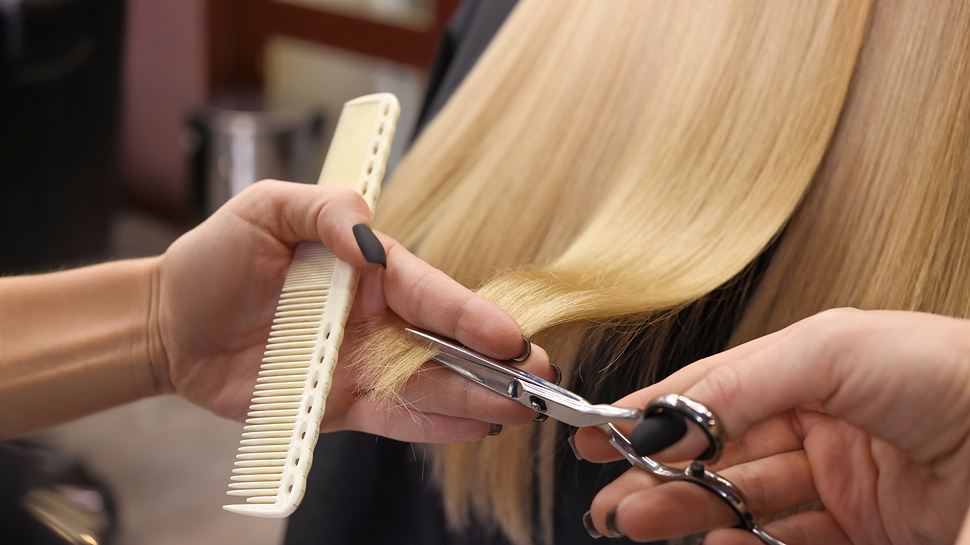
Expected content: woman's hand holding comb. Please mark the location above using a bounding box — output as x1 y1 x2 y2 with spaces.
156 180 555 443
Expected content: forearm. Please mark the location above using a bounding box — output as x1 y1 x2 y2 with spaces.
0 257 165 438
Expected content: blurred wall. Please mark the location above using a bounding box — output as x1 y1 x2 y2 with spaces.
121 0 206 216
265 36 424 170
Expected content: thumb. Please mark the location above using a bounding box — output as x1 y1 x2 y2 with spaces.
228 180 381 269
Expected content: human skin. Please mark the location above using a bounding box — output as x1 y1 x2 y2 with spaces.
575 309 970 545
0 180 553 440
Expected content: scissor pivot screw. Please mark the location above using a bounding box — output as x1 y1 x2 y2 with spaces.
530 396 548 422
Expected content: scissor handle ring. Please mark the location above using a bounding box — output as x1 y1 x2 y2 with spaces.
644 393 724 463
682 461 756 530
604 424 758 532
602 395 791 544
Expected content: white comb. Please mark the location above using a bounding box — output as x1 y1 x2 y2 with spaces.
223 93 400 517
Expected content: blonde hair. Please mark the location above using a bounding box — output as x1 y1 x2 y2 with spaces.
352 1 970 543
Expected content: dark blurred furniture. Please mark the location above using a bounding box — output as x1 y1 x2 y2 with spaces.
205 0 460 96
0 0 125 274
0 441 116 545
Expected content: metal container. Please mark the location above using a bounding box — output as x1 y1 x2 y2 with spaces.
187 106 325 216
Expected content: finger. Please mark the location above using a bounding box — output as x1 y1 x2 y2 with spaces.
706 510 851 545
604 411 805 467
378 234 526 359
400 346 557 425
341 400 496 443
711 413 803 469
228 180 377 269
680 309 970 456
589 451 817 541
574 327 795 461
630 412 805 468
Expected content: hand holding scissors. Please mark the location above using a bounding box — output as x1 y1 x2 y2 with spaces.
573 309 970 545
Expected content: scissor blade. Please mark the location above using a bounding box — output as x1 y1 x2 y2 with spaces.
430 352 517 399
518 380 642 427
405 327 642 428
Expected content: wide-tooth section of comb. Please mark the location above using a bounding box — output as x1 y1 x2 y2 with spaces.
224 93 400 517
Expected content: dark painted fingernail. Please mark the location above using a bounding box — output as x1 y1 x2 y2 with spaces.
630 412 688 457
352 224 386 268
532 413 549 423
582 511 602 539
488 423 503 436
604 508 623 538
549 363 562 385
509 335 531 362
567 432 583 461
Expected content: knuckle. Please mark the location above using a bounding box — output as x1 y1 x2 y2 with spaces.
715 436 750 470
407 270 436 324
451 298 475 342
702 364 744 406
796 307 863 363
800 307 860 336
459 379 474 413
733 463 767 510
474 385 526 424
245 179 283 198
326 184 362 201
321 185 368 212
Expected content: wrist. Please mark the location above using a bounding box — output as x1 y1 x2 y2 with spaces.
145 255 174 396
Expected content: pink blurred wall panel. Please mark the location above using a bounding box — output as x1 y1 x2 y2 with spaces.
122 0 206 214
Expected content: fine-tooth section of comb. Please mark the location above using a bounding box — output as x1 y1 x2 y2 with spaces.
224 93 400 518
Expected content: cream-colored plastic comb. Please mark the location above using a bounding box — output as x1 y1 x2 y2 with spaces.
223 93 400 518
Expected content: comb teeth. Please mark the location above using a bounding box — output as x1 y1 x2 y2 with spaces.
224 244 331 515
224 93 400 518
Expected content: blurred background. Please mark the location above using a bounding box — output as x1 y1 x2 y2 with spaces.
0 0 458 543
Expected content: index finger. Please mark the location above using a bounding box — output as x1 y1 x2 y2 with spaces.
377 234 527 360
573 325 794 462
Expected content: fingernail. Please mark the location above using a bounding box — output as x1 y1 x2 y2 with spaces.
532 413 549 423
582 511 602 539
604 507 623 538
509 335 531 362
488 423 503 436
630 412 688 457
352 224 386 269
567 432 583 461
549 363 562 385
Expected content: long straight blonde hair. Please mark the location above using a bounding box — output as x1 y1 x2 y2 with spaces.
352 1 970 543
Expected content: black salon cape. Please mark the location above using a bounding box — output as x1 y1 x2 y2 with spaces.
283 2 658 544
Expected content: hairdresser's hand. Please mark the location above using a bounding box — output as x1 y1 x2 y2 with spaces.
575 309 970 545
154 180 553 442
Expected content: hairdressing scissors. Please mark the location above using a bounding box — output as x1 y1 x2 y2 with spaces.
405 327 788 545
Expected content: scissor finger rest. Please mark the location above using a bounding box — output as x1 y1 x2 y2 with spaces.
604 394 789 545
